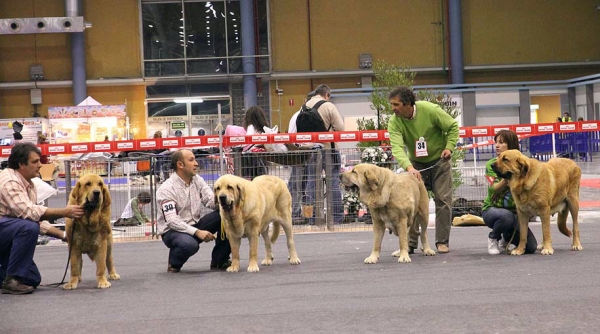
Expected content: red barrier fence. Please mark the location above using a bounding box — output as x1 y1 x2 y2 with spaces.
1 121 599 157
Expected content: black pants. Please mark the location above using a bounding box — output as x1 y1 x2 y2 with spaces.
161 211 231 269
482 207 538 254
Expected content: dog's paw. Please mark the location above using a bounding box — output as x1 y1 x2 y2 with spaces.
247 264 260 272
540 247 554 255
226 265 240 273
391 250 401 257
510 248 525 256
364 256 379 264
261 258 273 266
422 248 436 256
289 257 301 265
109 273 121 280
572 244 583 251
397 254 412 263
97 278 111 289
63 281 78 290
536 244 543 250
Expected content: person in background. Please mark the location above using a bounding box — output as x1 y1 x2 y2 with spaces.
387 86 459 254
36 134 50 164
556 117 563 122
287 92 316 223
0 143 84 295
152 131 169 183
303 85 345 225
156 149 231 273
240 106 269 179
562 112 572 122
482 130 537 255
577 117 584 122
114 191 152 227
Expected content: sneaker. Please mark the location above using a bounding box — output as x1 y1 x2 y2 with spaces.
498 238 508 253
488 238 500 255
210 260 232 271
1 277 34 295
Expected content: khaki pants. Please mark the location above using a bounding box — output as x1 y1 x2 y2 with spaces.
408 158 452 248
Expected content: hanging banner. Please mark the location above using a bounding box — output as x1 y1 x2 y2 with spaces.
48 105 126 119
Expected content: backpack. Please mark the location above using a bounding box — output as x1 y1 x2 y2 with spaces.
296 100 331 133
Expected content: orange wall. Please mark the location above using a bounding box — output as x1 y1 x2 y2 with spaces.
531 95 561 124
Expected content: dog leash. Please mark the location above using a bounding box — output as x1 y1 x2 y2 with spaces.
396 158 443 174
41 225 75 288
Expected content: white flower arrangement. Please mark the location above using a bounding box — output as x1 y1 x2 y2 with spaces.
361 147 393 165
342 191 361 214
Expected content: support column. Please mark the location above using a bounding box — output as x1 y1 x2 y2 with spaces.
461 91 476 126
585 84 594 121
519 89 531 125
66 0 86 105
240 0 257 109
448 0 464 84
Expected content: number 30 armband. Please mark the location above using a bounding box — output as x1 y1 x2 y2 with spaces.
161 200 178 220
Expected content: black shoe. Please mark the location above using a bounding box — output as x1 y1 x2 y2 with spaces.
1 277 34 295
408 246 415 255
167 263 180 273
210 260 231 271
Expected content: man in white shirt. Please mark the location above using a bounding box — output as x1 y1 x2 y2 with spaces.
156 149 231 273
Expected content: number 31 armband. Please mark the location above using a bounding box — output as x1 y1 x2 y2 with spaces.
161 200 178 220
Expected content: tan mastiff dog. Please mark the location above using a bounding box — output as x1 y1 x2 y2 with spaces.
492 150 582 255
213 174 301 272
341 163 435 263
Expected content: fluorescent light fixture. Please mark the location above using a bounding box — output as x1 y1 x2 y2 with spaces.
530 104 540 110
174 98 204 103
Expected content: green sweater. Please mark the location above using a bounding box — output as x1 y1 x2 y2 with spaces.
482 158 516 212
388 100 460 170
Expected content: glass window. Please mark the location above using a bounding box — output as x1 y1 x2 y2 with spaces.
147 102 186 118
142 3 185 60
184 1 227 59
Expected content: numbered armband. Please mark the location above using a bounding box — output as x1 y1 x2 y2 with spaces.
161 200 178 221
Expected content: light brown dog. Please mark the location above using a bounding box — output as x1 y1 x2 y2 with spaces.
213 174 301 272
492 150 582 255
64 174 120 289
340 163 435 263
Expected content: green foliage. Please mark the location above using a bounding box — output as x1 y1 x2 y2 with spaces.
356 60 465 192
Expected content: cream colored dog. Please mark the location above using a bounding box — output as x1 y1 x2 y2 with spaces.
64 174 120 289
492 150 582 255
213 174 301 272
340 163 435 263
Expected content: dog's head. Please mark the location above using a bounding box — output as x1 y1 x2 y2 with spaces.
492 150 530 180
213 174 245 213
69 173 111 214
340 163 390 208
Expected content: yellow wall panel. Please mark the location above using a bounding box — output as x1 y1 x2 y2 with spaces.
531 95 561 124
270 0 311 71
463 0 600 65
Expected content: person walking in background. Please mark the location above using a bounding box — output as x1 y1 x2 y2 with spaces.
287 92 316 223
115 191 152 227
0 143 84 294
156 149 231 273
482 130 537 255
387 86 459 254
302 84 345 224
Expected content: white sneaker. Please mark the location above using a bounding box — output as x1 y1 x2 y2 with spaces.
488 238 500 255
498 238 508 253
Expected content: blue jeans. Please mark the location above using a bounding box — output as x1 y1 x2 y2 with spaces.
287 165 307 218
482 207 538 254
304 149 344 224
161 211 230 269
0 217 42 287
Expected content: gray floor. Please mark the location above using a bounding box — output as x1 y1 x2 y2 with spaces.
2 215 600 334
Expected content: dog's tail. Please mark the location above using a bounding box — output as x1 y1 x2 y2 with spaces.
557 208 573 238
270 222 281 243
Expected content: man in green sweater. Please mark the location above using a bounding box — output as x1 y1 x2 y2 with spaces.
387 86 459 254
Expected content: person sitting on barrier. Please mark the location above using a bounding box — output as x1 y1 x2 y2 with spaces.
0 142 84 295
482 130 538 255
156 149 231 273
114 191 152 227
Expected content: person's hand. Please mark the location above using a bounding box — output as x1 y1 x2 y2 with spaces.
407 166 422 181
491 189 509 204
195 230 215 242
66 205 84 219
440 149 452 160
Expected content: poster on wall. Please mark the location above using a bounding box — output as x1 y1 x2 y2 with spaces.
0 118 49 145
